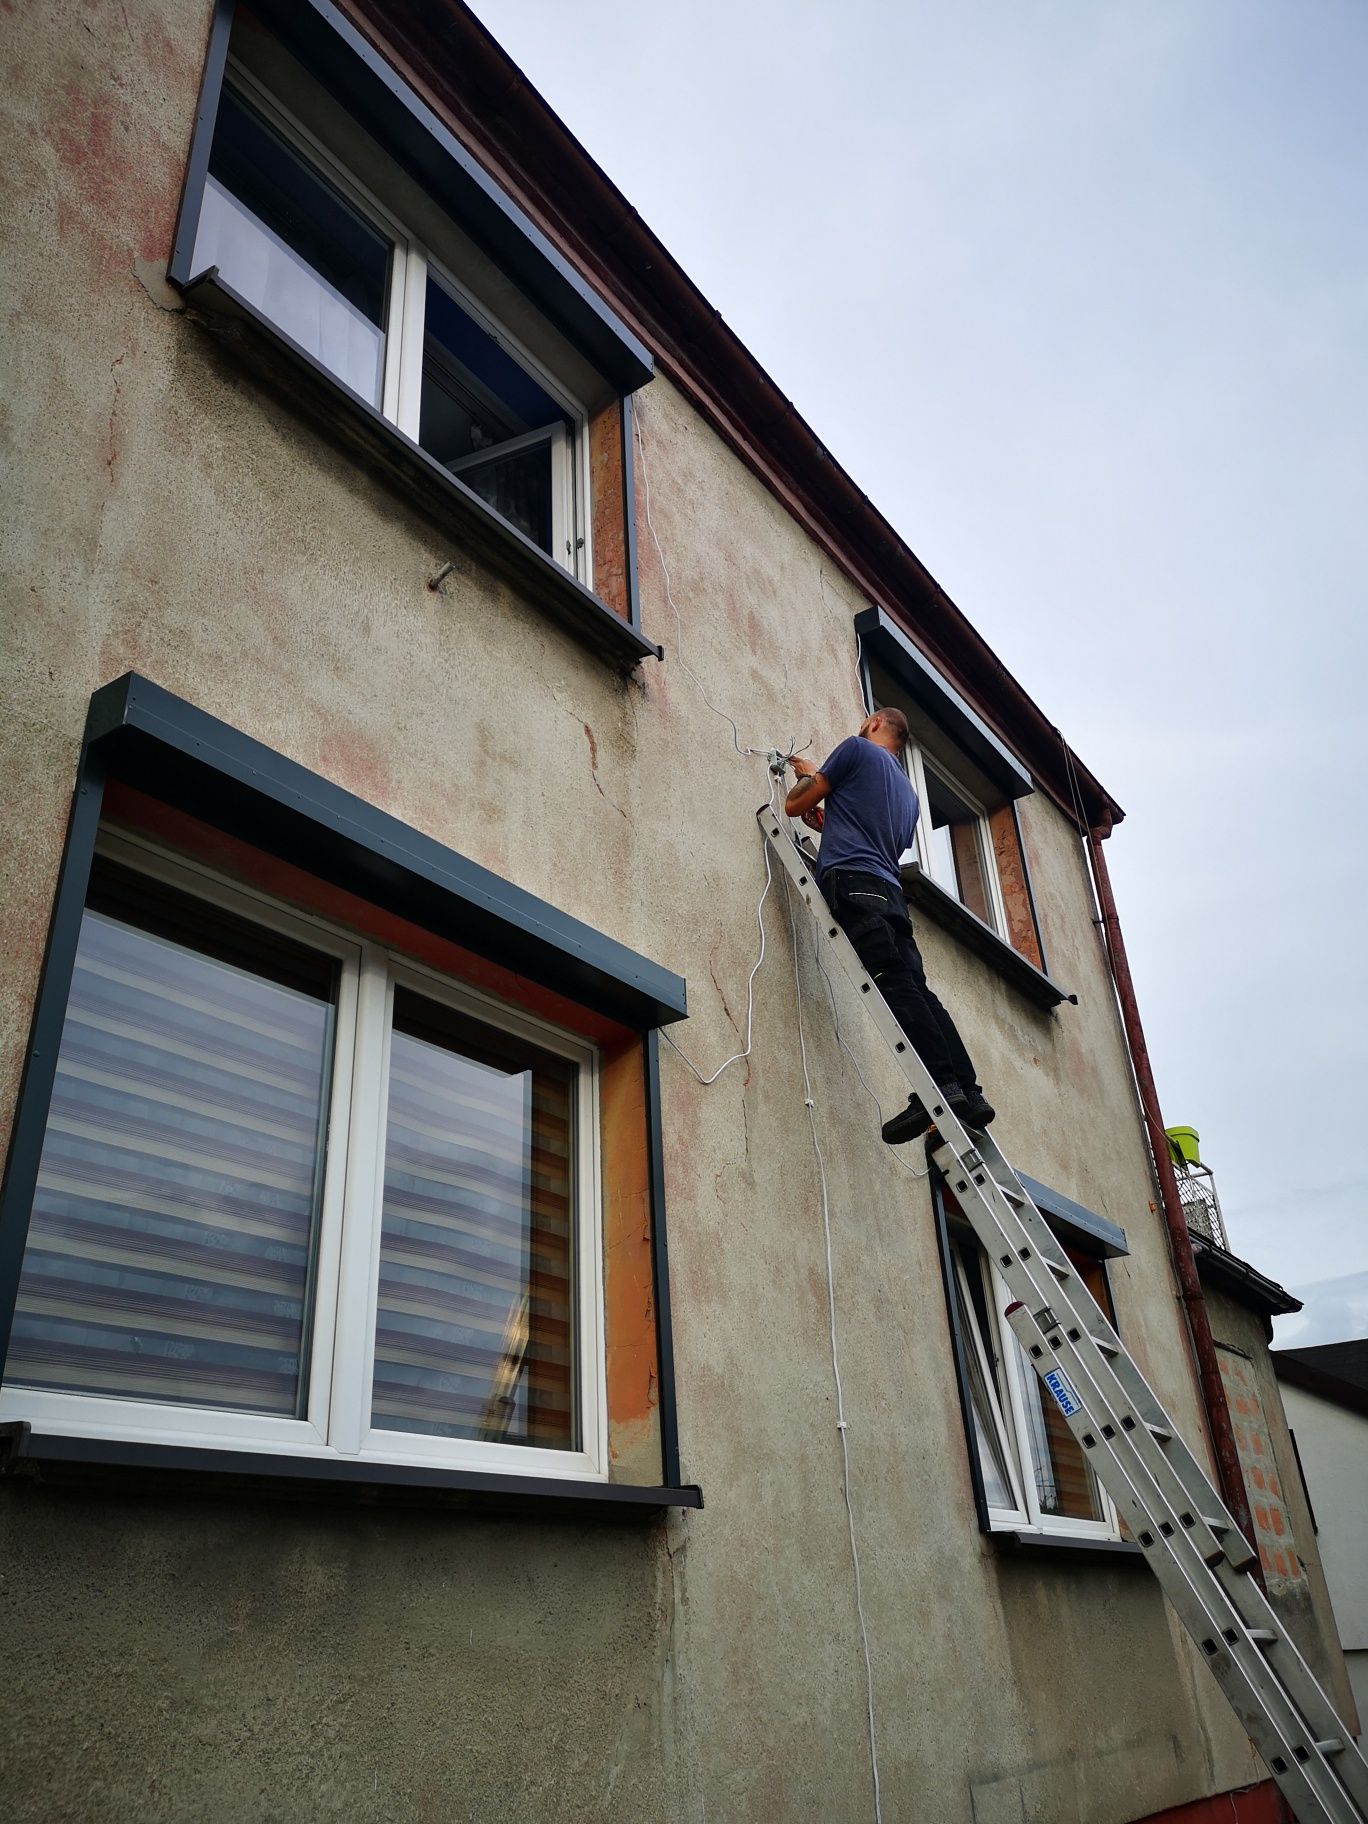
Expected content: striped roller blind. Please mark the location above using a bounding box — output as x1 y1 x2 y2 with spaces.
8 859 337 1417
371 986 576 1449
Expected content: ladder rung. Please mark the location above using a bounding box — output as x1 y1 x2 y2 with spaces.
1093 1336 1120 1357
1248 1629 1278 1647
1147 1423 1172 1444
1048 1261 1071 1282
1314 1738 1344 1755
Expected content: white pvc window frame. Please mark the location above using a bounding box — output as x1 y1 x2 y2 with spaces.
956 1239 1122 1541
215 60 591 583
902 742 1009 937
0 829 608 1483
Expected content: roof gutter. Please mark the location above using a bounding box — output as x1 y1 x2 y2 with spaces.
339 0 1122 832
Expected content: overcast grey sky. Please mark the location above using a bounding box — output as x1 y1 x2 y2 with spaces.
469 0 1368 1344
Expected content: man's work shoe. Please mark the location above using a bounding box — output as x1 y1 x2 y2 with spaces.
951 1085 997 1130
881 1083 996 1146
881 1095 935 1146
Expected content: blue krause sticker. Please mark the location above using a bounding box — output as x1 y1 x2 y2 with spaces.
1043 1368 1083 1418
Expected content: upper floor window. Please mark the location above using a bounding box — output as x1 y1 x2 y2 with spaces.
865 655 1010 936
184 23 597 581
902 745 1009 934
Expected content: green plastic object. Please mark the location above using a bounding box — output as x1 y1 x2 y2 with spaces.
1165 1125 1201 1168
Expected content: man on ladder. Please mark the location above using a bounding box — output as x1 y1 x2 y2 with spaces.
785 707 997 1142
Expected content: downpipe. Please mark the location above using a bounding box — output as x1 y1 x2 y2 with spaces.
1084 817 1258 1561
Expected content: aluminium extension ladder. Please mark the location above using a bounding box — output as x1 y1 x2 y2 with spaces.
757 806 1368 1824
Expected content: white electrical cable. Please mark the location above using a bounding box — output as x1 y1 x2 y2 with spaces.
637 404 883 1819
635 406 767 761
783 876 884 1824
661 775 778 1087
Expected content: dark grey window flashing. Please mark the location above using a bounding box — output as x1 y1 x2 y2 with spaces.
177 269 660 674
0 677 689 1458
0 1425 703 1519
81 673 686 1029
169 0 652 397
1016 1174 1129 1259
854 607 1034 801
900 862 1072 1011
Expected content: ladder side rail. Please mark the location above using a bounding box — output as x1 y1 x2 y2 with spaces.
764 811 1257 1567
936 1148 1245 1573
1209 1566 1368 1813
1004 1296 1368 1823
759 813 1368 1821
971 1132 1235 1486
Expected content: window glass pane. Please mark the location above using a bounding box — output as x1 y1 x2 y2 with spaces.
455 440 555 551
1010 1328 1108 1521
372 989 576 1449
194 88 389 403
419 277 568 556
8 861 337 1416
925 767 993 925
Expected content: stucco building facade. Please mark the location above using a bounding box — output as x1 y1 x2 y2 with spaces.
0 3 1353 1820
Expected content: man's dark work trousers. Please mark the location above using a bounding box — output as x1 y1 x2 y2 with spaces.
822 869 977 1093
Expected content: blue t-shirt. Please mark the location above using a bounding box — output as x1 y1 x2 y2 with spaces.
815 736 919 889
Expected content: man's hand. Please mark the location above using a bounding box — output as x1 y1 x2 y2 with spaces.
785 761 831 822
801 806 825 833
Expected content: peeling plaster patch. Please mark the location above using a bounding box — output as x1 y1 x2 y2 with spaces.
132 259 183 312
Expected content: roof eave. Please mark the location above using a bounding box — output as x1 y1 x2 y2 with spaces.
338 0 1124 830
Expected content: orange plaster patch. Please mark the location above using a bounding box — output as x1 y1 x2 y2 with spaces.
599 1034 661 1445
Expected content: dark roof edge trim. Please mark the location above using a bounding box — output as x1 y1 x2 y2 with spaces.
85 674 687 1030
1191 1236 1303 1319
227 0 652 394
857 606 1034 800
1272 1353 1368 1420
347 0 1122 829
1017 1174 1129 1259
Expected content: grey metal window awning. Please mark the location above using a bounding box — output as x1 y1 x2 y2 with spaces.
855 606 1034 801
1017 1173 1129 1258
83 674 687 1032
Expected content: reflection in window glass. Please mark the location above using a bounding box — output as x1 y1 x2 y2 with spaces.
372 989 576 1448
419 277 569 555
925 767 993 925
194 88 390 403
9 862 337 1416
1009 1327 1108 1520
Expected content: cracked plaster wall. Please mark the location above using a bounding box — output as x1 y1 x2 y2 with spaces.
0 1 1344 1818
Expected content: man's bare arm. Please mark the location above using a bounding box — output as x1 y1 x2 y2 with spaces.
785 757 831 820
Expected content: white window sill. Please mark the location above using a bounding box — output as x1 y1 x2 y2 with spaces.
991 1526 1141 1560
